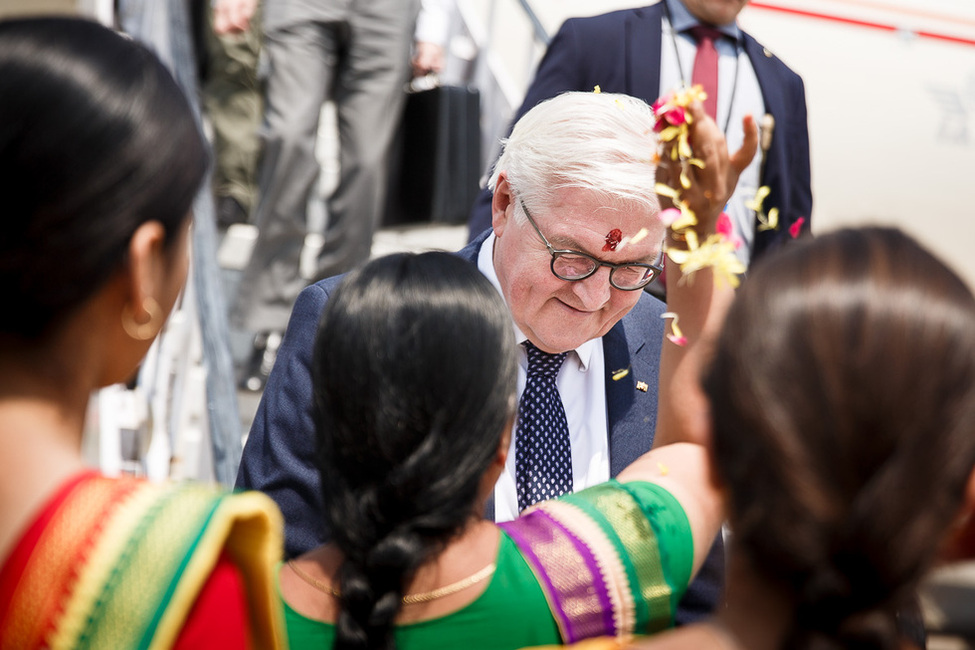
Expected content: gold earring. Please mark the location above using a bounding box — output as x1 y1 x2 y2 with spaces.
121 297 164 341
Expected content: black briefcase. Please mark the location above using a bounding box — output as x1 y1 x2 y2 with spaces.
385 83 482 225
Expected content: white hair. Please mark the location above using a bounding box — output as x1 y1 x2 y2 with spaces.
488 91 660 223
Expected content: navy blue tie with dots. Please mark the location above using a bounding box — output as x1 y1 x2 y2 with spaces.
516 341 573 512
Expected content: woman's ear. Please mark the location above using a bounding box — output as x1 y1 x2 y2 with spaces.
126 221 167 306
120 221 168 341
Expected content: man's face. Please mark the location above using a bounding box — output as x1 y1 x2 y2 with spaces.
492 181 662 354
683 0 748 26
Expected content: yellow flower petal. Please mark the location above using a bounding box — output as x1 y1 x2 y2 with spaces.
655 183 679 199
661 311 684 339
658 125 680 141
628 228 649 245
666 247 689 264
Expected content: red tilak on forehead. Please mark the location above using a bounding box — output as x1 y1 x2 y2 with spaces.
603 229 623 252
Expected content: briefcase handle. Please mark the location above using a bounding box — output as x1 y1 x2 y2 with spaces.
408 73 440 93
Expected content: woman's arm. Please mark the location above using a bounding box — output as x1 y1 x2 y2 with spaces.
617 443 722 579
652 103 757 449
615 102 759 577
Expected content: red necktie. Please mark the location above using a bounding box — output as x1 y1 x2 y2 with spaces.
690 25 722 120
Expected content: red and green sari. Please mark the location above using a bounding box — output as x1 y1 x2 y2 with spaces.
0 471 287 649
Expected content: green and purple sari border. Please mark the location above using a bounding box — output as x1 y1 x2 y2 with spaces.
557 481 666 632
500 481 691 643
500 507 616 642
615 481 692 617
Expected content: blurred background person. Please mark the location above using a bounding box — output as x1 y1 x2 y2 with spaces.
200 0 264 229
0 18 286 648
231 0 454 391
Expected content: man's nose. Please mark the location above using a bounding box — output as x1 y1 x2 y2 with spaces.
571 265 613 310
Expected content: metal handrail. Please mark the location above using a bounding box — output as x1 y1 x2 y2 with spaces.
516 0 551 45
459 0 553 169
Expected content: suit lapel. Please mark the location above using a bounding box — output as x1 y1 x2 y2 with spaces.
743 34 786 127
742 33 788 236
603 318 644 477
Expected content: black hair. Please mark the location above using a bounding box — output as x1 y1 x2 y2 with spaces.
312 252 518 650
0 17 209 339
706 227 975 649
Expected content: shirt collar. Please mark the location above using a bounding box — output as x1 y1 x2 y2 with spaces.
477 232 598 371
665 0 741 41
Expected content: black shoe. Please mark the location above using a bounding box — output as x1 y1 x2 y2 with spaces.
239 330 282 391
217 195 248 229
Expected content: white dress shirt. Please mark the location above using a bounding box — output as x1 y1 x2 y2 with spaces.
477 233 610 522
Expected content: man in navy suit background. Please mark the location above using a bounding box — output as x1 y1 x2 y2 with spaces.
467 0 811 268
236 90 735 623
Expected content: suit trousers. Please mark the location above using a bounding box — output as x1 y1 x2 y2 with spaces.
232 0 419 333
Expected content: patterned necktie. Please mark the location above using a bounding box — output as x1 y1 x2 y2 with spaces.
516 341 572 512
690 25 723 120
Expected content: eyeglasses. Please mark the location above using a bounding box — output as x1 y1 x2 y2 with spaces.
520 200 662 291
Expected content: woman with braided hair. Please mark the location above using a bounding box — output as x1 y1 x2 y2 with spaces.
277 251 725 649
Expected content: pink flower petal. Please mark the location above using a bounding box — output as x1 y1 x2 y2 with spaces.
716 212 733 237
651 93 673 114
664 107 687 126
789 216 806 239
659 208 682 227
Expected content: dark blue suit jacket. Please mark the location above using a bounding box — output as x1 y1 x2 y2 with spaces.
236 230 722 623
467 2 813 259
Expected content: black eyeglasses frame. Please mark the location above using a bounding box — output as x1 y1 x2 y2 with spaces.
519 200 662 292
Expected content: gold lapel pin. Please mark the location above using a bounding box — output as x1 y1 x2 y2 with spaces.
636 381 649 392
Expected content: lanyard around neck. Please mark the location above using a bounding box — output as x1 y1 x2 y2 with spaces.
663 1 741 134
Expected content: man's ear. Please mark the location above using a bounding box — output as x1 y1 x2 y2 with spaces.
492 172 515 238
